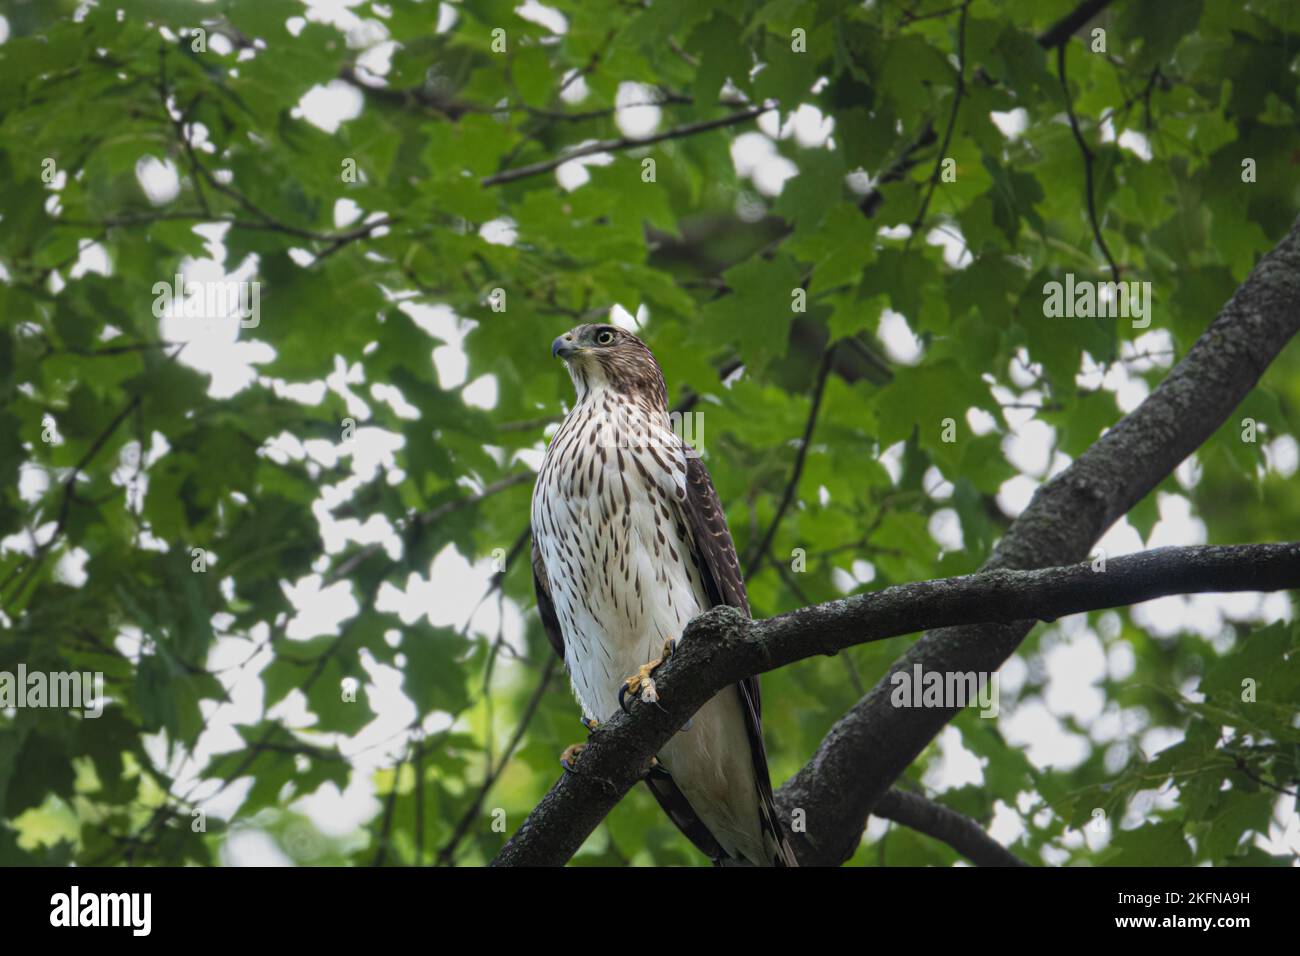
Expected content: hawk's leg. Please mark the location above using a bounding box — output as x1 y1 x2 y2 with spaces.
618 637 676 713
559 716 600 774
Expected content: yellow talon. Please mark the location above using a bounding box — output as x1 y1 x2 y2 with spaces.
620 638 676 710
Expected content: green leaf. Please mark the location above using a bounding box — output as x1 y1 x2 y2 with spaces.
700 254 803 371
402 626 473 716
1104 821 1193 867
513 46 556 108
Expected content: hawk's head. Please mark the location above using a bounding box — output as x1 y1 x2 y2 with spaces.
551 324 668 410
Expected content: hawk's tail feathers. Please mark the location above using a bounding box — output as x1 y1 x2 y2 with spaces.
758 785 800 867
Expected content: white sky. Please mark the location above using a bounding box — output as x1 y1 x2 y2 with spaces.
8 0 1296 865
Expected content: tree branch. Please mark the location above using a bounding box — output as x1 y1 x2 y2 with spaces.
492 542 1300 865
872 789 1028 867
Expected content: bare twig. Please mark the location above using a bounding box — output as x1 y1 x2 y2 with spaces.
324 472 533 587
482 104 775 187
1057 43 1121 282
906 0 970 248
1037 0 1116 50
435 657 559 866
743 346 836 578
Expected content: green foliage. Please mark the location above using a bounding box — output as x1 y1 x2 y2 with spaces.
0 0 1296 867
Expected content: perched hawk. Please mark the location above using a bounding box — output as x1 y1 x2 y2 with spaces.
531 323 796 866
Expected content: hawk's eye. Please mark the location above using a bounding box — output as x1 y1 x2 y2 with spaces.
594 330 615 345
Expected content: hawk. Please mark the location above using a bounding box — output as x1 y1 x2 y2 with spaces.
531 323 796 866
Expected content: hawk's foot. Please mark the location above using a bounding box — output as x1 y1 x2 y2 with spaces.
560 716 601 773
618 638 676 713
559 742 586 774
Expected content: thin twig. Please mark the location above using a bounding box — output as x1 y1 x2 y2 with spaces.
324 472 533 587
743 346 836 578
435 657 559 866
1037 0 1115 50
482 104 775 187
371 741 411 866
906 0 970 248
1057 43 1121 282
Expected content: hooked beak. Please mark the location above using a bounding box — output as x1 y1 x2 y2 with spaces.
552 335 580 360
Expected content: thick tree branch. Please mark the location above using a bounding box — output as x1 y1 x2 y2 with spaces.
493 543 1300 865
776 214 1300 865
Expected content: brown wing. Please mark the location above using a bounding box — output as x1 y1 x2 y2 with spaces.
531 536 566 663
680 451 797 866
681 454 751 614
